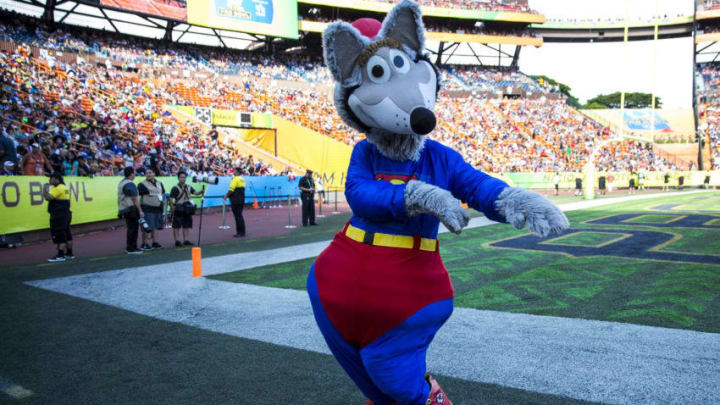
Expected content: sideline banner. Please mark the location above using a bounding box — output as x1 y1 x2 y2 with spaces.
202 176 301 207
0 176 300 235
3 172 716 234
505 171 720 190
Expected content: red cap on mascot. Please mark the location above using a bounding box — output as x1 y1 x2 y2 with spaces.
352 18 382 40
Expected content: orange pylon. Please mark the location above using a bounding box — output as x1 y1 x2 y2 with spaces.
192 247 202 278
253 197 259 210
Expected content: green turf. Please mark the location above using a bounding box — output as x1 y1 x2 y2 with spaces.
653 228 720 255
542 231 627 247
672 195 720 211
0 283 600 405
623 214 683 224
211 191 720 333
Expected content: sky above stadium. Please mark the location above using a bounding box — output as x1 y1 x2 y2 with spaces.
524 0 694 109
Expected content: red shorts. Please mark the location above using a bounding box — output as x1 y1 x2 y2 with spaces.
314 231 454 348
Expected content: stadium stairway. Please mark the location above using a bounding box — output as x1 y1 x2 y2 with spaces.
654 142 710 169
443 67 472 90
579 108 699 169
166 107 302 175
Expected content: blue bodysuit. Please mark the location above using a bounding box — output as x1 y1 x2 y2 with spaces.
308 139 508 404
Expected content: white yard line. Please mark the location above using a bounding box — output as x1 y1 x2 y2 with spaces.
27 272 720 405
0 377 34 399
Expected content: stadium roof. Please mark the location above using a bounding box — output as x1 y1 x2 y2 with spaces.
0 0 707 64
0 0 535 66
0 0 267 50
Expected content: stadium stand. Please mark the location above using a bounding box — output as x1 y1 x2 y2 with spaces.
0 10 676 177
0 51 275 177
374 0 538 14
698 62 720 169
699 0 720 12
444 65 547 93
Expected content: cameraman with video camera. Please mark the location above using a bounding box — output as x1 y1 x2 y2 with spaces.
118 166 144 254
169 171 203 247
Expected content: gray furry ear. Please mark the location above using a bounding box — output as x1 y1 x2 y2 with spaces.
378 0 426 56
322 21 369 87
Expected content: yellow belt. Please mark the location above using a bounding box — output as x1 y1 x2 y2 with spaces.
344 223 437 252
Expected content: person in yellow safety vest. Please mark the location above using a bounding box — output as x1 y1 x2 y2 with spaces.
224 167 246 238
44 172 74 262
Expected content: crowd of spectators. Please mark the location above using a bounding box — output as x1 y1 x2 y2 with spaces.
698 23 720 35
375 0 537 14
444 65 547 93
423 21 534 37
699 0 720 12
0 47 274 177
0 12 682 178
698 62 720 169
0 11 325 83
302 15 535 41
433 96 673 172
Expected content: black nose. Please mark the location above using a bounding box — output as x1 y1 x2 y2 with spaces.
410 107 436 135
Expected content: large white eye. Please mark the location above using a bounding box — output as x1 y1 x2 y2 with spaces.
366 55 390 84
389 49 410 74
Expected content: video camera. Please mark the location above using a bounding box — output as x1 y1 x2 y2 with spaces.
188 170 219 185
138 217 152 233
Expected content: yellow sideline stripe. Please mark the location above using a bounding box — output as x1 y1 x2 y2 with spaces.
345 224 436 252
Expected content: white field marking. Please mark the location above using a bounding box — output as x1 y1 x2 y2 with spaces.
0 378 34 399
27 272 720 405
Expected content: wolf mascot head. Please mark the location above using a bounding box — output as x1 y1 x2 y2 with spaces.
322 0 441 162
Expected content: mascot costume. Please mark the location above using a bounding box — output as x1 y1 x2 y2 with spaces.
307 1 570 404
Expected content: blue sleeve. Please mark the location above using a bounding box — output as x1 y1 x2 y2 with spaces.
123 183 138 197
344 142 408 222
446 148 508 223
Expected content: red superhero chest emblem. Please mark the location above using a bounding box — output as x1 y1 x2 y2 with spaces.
374 173 418 185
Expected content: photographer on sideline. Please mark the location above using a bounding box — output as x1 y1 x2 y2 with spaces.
138 167 165 250
118 166 144 254
169 171 203 247
223 167 246 238
44 172 73 262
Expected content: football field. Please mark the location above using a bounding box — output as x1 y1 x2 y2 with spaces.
2 191 719 404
